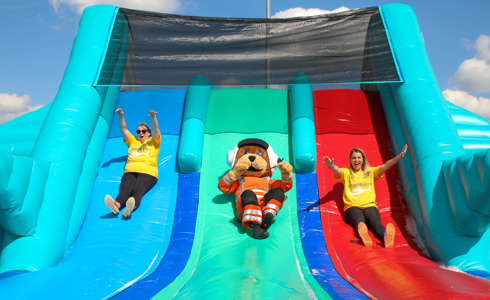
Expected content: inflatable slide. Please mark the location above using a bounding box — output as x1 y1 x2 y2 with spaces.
310 89 490 298
0 3 489 299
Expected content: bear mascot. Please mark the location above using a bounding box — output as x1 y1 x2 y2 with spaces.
218 138 293 239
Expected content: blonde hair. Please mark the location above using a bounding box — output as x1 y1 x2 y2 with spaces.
349 148 370 173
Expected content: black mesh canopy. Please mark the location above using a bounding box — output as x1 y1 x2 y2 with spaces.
96 7 400 86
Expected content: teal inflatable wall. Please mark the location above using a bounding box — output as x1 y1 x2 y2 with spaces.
378 3 490 274
0 5 124 272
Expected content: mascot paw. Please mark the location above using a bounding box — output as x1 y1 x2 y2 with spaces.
277 161 293 178
234 155 252 168
251 222 269 239
229 157 250 179
261 213 275 229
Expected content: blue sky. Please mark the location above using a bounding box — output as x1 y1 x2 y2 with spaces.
1 0 489 123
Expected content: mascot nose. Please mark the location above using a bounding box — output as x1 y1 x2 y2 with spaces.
248 156 256 162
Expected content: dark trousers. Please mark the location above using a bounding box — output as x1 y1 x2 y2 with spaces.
241 188 285 208
344 206 385 241
116 172 157 210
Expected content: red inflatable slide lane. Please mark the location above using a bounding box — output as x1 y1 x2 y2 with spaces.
314 89 490 299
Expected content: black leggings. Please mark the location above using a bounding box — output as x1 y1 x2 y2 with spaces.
241 188 286 208
116 172 157 210
344 206 385 241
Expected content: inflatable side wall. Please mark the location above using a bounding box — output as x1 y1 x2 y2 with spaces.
0 5 124 273
447 101 490 153
378 4 490 274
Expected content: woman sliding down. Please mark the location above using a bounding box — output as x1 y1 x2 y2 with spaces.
104 108 161 219
323 145 408 248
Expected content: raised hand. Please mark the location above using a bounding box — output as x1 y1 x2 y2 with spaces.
115 108 124 116
149 110 157 118
229 156 250 180
399 144 408 159
115 108 129 139
233 161 249 174
323 156 335 169
277 161 293 179
378 144 409 176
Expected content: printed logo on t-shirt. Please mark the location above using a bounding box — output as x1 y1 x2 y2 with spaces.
348 187 372 197
129 144 150 158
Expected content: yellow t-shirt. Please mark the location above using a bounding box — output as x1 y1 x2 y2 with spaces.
334 166 383 211
124 133 161 178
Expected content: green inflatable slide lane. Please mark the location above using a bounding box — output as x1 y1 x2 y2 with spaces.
154 88 330 299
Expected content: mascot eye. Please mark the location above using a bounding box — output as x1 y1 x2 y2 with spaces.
256 150 262 155
243 149 249 154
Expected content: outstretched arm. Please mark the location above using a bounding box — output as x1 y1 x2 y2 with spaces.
377 144 408 176
323 156 343 178
115 108 130 141
149 110 161 140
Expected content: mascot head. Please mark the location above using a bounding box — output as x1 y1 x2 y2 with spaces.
227 138 279 178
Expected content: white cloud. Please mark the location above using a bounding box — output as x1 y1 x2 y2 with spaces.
474 34 490 62
0 93 42 125
272 6 350 18
49 0 180 15
443 89 490 121
452 35 490 93
452 58 490 93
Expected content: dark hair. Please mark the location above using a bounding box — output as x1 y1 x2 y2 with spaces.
349 148 370 172
137 122 152 135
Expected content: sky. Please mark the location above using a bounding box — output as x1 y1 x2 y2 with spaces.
1 0 490 124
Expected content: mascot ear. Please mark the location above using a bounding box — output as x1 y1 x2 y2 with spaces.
227 146 239 167
267 145 279 170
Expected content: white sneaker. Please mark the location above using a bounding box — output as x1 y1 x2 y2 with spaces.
122 197 136 219
105 195 119 215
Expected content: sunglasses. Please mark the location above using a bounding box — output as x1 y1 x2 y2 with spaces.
136 129 148 134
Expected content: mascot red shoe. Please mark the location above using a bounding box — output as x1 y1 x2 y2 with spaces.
218 138 293 239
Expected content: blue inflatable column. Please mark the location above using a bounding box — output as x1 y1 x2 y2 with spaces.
380 4 465 260
178 75 211 173
289 73 316 173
